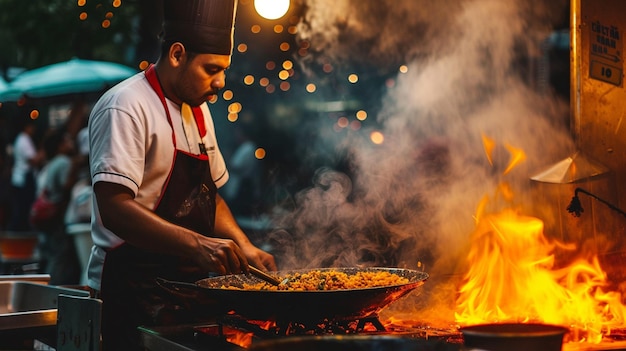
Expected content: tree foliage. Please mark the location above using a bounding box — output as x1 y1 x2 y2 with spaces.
0 0 143 74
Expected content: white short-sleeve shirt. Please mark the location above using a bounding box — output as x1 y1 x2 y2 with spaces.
87 71 229 290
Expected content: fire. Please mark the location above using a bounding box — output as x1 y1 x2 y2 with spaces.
222 319 275 348
502 143 526 175
225 330 254 348
454 137 626 343
454 208 626 343
481 134 496 166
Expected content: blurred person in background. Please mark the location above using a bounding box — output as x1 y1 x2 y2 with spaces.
0 121 12 229
64 124 93 285
8 118 43 231
86 0 275 348
37 128 81 285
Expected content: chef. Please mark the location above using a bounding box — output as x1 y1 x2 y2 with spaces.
86 0 276 349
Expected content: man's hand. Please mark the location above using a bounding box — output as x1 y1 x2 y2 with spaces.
239 242 277 272
193 235 249 275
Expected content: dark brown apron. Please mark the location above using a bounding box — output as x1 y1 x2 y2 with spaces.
99 65 218 350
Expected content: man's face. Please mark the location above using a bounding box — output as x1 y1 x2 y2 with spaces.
175 53 231 107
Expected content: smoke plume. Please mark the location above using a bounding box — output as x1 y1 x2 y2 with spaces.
266 0 573 321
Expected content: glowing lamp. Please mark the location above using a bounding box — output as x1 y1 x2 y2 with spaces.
254 0 290 20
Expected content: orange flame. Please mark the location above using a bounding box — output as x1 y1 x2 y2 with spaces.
482 134 496 166
223 320 275 348
225 331 254 348
455 209 626 343
502 144 526 175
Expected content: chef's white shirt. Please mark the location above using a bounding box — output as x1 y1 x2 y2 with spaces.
86 71 229 290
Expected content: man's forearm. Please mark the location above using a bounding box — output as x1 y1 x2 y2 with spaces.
213 193 252 247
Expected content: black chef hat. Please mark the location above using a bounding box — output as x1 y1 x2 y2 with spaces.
162 0 237 55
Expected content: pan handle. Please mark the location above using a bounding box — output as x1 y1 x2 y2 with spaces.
155 277 205 299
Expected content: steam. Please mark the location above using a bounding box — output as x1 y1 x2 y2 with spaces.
266 0 573 315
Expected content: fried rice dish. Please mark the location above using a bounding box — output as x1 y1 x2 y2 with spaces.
230 269 410 291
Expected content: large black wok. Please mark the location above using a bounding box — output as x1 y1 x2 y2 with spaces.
157 267 428 323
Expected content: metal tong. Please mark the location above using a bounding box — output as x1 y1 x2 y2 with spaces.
248 265 281 286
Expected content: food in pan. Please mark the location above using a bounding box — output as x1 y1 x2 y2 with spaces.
227 269 410 291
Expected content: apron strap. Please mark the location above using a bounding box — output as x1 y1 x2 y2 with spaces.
145 64 177 147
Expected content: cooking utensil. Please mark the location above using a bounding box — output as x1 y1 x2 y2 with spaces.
156 267 428 323
247 265 281 286
460 323 569 351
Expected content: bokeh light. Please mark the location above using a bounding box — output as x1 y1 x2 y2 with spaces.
356 110 367 121
228 102 242 113
279 42 290 52
337 117 349 128
278 70 289 80
370 131 385 144
243 75 255 85
222 90 234 101
255 148 266 159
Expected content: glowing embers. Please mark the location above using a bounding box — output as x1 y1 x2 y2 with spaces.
454 208 626 343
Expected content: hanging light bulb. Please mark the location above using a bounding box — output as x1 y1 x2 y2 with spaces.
254 0 290 20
